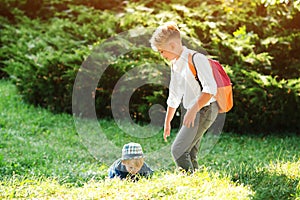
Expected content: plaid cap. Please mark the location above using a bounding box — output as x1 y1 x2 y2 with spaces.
121 142 144 160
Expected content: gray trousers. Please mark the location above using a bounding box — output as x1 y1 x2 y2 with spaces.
171 101 219 172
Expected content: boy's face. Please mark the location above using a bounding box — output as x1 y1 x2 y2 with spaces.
122 159 143 175
157 42 180 61
158 47 176 61
157 37 183 61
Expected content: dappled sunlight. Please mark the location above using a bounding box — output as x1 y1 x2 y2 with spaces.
1 0 299 198
0 170 254 199
267 159 300 180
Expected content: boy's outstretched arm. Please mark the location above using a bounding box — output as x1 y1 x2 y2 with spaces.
164 106 176 142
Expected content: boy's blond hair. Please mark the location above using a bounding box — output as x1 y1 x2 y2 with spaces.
150 21 181 51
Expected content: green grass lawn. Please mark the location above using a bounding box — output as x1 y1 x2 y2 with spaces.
0 79 299 199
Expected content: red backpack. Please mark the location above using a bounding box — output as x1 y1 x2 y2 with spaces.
188 53 233 113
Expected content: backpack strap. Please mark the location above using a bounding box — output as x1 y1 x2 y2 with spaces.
188 53 203 91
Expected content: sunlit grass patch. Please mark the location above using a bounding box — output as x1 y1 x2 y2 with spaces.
0 170 254 199
267 159 300 180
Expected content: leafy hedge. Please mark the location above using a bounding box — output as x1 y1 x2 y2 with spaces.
228 67 300 133
1 0 299 133
0 0 125 21
0 6 118 112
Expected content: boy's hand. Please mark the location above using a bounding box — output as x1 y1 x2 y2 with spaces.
164 123 171 142
183 109 197 128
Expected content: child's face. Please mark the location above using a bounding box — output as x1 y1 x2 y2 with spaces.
158 46 176 61
157 39 182 61
122 159 143 175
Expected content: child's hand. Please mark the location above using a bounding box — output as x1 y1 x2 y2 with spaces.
183 109 197 128
164 123 171 142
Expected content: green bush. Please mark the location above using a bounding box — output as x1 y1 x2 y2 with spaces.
1 1 300 133
185 1 300 79
0 0 125 21
0 9 103 113
227 67 300 133
0 16 10 78
96 47 168 121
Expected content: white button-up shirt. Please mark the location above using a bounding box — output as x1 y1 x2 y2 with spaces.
167 46 217 109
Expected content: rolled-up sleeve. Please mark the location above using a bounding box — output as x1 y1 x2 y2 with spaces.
193 53 217 96
166 71 183 108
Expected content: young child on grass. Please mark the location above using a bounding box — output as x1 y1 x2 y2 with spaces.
149 22 219 172
108 142 153 180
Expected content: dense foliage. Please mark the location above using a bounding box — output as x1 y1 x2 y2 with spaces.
0 0 299 133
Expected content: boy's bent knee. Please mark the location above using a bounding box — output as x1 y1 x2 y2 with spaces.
171 143 184 161
171 144 177 158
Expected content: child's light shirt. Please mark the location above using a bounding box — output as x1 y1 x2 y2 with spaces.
167 46 217 109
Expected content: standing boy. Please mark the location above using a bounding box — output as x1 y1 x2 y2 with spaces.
149 22 219 172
